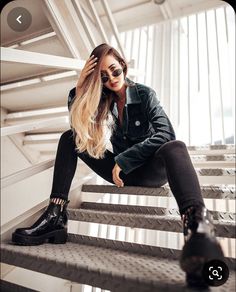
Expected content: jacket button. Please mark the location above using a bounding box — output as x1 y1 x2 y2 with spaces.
135 120 141 126
123 136 127 140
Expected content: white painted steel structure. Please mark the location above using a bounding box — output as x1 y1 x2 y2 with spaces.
1 0 235 291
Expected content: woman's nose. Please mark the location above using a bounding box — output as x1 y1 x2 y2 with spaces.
108 72 115 81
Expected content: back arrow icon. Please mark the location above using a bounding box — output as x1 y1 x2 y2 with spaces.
16 15 22 24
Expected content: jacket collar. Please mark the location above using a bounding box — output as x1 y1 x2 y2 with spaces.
110 77 141 118
125 77 141 104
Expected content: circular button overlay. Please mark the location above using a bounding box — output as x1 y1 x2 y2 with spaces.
7 7 32 32
202 259 229 287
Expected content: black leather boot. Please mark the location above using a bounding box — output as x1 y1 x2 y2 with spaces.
180 205 224 288
12 200 69 245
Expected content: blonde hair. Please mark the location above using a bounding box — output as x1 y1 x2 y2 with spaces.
70 44 128 159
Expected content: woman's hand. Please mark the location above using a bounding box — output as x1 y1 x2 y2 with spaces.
112 163 124 187
77 55 98 88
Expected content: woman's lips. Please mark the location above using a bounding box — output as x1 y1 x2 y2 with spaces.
110 81 119 87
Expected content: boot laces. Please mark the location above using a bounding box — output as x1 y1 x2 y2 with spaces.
182 206 214 241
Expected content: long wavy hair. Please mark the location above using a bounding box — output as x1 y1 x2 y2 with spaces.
70 43 128 158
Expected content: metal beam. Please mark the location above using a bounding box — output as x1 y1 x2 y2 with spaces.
1 159 55 189
159 1 173 20
177 19 180 127
1 47 85 70
1 117 69 136
9 134 40 165
105 1 225 33
6 107 68 121
43 0 82 58
100 0 126 58
187 16 191 145
205 12 213 144
196 14 200 92
87 0 109 44
214 9 225 144
72 0 97 48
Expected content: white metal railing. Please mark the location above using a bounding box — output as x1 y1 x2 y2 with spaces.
118 4 235 146
1 159 55 189
1 47 85 70
1 117 69 136
5 107 68 121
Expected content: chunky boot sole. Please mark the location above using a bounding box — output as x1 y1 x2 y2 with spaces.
12 229 67 246
180 233 224 288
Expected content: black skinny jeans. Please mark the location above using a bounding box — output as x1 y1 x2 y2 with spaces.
50 130 205 215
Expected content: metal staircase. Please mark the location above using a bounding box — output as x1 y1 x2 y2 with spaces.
1 0 235 291
1 145 235 291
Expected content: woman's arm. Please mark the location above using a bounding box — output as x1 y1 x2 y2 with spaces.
115 89 176 174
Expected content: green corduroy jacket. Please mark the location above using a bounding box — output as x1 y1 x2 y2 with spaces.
67 78 176 174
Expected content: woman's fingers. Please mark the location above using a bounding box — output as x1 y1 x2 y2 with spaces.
85 62 97 72
87 56 97 66
112 164 124 187
113 175 122 187
77 56 98 88
83 57 97 75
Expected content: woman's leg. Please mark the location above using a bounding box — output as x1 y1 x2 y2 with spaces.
125 140 224 288
126 140 205 213
150 140 224 288
12 130 118 245
154 140 205 214
12 130 77 245
49 130 80 200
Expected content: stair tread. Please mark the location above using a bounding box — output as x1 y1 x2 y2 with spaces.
195 168 235 176
67 234 235 269
1 240 235 292
68 208 235 238
187 145 235 150
81 184 236 199
79 203 236 221
191 154 235 160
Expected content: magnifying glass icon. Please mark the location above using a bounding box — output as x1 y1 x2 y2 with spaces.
212 270 219 277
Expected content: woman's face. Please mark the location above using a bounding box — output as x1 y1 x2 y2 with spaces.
100 54 125 92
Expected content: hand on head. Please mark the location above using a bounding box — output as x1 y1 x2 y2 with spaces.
77 55 98 88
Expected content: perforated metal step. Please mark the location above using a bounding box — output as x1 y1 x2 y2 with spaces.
1 238 235 292
187 145 235 155
81 184 236 199
191 154 235 161
188 145 235 150
68 208 235 238
80 202 235 222
67 234 236 270
196 168 235 176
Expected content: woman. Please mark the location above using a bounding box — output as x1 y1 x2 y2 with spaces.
12 44 224 288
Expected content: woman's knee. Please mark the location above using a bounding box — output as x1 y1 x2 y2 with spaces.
157 140 187 155
60 129 74 141
57 129 76 150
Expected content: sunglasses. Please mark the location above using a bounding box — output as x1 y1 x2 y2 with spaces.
101 68 123 83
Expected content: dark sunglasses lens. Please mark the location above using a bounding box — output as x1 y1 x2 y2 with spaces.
101 76 109 83
113 68 123 77
101 69 122 83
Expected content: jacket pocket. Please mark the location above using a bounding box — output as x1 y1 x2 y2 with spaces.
127 114 150 139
